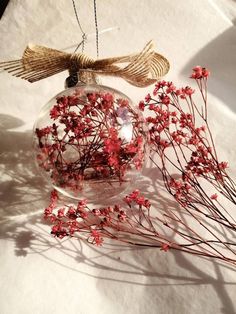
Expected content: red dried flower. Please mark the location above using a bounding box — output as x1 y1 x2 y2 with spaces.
35 89 147 199
161 243 170 252
210 193 218 200
41 66 236 267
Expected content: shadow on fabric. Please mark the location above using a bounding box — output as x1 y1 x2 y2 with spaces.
182 23 236 113
0 113 49 220
0 114 236 314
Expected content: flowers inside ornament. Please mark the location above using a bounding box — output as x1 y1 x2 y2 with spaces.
33 84 147 200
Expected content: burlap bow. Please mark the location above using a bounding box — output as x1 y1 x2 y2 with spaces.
0 41 170 87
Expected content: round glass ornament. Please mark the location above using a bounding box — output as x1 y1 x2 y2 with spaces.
33 84 148 201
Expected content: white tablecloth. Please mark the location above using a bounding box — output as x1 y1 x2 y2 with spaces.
0 1 236 313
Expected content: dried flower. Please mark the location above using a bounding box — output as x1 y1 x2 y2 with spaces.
42 66 236 266
35 90 147 197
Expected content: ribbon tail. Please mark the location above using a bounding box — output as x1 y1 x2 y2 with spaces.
93 41 170 87
119 41 169 86
150 52 170 79
0 44 71 82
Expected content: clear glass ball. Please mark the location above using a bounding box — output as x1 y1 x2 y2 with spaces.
33 84 147 201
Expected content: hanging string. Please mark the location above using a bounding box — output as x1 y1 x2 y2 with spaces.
93 0 99 58
61 26 119 51
72 0 99 57
71 0 87 53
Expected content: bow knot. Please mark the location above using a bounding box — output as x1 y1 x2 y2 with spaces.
70 53 94 73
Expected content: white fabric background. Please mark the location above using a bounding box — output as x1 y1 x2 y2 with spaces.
0 1 236 313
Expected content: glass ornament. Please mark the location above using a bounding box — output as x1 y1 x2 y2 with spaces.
33 84 147 201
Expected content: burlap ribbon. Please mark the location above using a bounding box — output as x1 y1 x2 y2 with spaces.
0 41 170 87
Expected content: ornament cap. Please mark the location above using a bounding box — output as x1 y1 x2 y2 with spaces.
65 70 99 88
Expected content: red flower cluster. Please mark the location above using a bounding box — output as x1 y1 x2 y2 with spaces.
190 66 210 79
44 189 136 244
142 67 228 207
124 189 151 208
35 89 146 196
